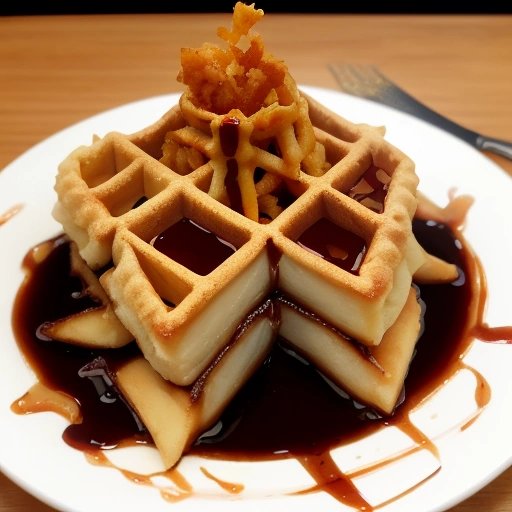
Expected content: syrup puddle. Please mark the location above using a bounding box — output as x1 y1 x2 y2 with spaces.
0 203 23 226
9 193 512 510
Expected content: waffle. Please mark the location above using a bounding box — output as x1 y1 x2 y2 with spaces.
50 2 457 467
53 87 425 377
279 287 423 414
116 296 277 469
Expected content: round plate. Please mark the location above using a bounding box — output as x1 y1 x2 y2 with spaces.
0 86 511 512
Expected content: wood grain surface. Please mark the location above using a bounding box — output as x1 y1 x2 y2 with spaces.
0 12 511 512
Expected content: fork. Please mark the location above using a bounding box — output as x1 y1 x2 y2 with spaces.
328 63 512 161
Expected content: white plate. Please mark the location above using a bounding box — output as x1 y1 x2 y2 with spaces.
0 86 511 512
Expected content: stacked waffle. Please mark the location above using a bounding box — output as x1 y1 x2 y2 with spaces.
50 2 456 468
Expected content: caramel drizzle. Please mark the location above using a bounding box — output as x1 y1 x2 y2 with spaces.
10 381 81 423
460 362 492 432
296 453 372 511
0 203 23 226
470 254 512 343
85 449 193 503
84 449 246 500
200 466 245 494
472 325 512 344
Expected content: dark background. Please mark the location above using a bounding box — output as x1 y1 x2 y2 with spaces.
2 0 511 15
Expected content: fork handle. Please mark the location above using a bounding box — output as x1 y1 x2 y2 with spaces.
476 135 512 161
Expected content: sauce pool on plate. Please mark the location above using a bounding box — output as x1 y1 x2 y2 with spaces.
10 215 511 509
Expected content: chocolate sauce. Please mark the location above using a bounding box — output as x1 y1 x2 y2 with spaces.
194 339 378 456
297 217 366 274
12 236 147 451
225 159 244 215
219 116 240 157
12 219 470 453
10 218 505 509
152 218 237 276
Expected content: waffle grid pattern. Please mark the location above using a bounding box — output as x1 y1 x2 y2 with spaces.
53 92 423 387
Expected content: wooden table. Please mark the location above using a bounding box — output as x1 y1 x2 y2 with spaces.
1 12 511 512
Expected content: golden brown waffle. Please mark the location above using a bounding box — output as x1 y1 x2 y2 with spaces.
279 287 423 414
116 298 277 468
53 89 426 384
50 1 457 468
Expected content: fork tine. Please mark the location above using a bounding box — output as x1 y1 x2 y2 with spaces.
327 63 355 94
367 66 404 91
327 63 350 91
345 64 371 86
328 63 385 99
328 63 425 110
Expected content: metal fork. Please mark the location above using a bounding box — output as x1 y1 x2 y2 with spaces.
328 63 512 161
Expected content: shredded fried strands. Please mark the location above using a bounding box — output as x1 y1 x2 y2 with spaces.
179 3 283 117
161 2 331 222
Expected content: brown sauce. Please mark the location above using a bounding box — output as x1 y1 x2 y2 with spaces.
219 116 240 157
10 216 511 509
297 452 371 509
152 217 237 276
85 450 193 503
348 164 389 213
225 158 244 215
193 223 473 457
199 466 244 494
296 217 366 274
11 236 148 451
